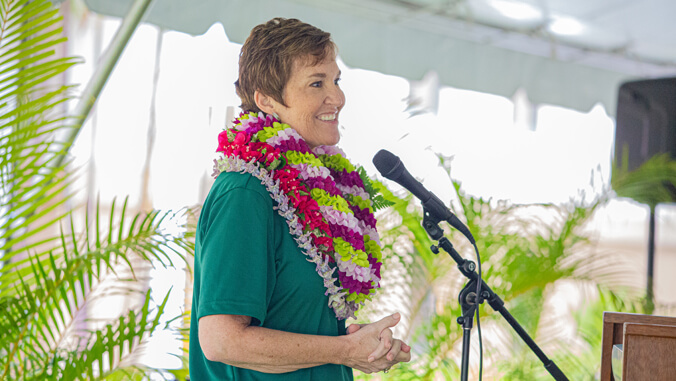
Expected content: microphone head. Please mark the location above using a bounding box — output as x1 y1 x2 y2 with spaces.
373 150 402 180
373 148 435 204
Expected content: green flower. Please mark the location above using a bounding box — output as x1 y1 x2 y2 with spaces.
334 237 370 267
349 194 373 212
346 292 372 304
257 125 285 142
364 236 383 261
286 151 324 167
318 154 356 172
311 189 352 214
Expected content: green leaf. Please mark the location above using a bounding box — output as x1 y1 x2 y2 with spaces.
612 152 676 207
356 154 642 381
0 1 195 378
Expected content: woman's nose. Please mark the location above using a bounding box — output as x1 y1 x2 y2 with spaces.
325 86 345 107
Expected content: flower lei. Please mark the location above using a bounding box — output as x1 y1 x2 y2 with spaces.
212 111 384 320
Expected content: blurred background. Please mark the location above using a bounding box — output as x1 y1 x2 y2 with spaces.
3 0 676 379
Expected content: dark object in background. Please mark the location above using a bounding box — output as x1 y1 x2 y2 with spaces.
614 77 676 314
615 77 676 172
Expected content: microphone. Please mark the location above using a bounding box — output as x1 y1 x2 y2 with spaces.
373 149 475 244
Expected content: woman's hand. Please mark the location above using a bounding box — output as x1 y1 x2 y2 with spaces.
343 313 411 373
347 317 411 363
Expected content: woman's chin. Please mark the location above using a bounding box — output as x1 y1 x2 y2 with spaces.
324 135 340 147
308 131 340 148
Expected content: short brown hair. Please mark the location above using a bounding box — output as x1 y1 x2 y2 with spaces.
235 18 336 113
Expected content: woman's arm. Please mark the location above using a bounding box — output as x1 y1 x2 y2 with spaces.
199 313 410 374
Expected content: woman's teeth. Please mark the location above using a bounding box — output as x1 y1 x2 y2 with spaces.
318 114 336 121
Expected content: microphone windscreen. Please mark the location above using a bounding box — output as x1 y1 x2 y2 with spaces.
372 149 401 179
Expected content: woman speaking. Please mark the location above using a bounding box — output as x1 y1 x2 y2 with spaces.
189 17 410 380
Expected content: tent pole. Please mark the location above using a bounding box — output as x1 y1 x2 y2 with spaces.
645 204 656 314
58 0 155 166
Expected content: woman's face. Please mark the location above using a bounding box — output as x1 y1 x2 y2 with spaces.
271 56 345 148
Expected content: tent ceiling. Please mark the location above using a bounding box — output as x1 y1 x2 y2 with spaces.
83 0 676 114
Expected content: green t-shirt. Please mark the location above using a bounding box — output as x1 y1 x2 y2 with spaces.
189 171 354 381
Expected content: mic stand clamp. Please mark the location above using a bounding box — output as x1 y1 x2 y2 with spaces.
421 210 569 381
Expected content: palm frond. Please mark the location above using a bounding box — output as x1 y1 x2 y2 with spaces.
0 0 197 378
51 289 170 381
357 154 643 380
612 152 676 207
0 0 81 262
0 198 193 379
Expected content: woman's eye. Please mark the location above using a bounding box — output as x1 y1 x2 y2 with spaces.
334 78 341 85
311 81 322 88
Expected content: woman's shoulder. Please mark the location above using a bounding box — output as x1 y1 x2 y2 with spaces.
208 171 271 204
198 171 274 230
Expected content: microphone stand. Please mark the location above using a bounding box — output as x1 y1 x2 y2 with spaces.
421 211 569 381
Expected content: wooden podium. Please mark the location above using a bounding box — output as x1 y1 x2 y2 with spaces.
601 312 676 381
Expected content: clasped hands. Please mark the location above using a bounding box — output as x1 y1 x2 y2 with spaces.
345 312 411 374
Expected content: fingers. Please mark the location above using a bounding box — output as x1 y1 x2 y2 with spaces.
350 312 410 369
386 338 402 361
368 328 393 362
387 339 412 363
394 340 412 362
365 340 410 374
372 312 401 333
369 337 412 364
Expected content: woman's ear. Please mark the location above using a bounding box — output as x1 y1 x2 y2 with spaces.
254 90 276 115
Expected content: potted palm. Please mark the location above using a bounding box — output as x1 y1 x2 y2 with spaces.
0 1 194 379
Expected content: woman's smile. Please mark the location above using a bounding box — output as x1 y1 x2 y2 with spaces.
267 56 345 148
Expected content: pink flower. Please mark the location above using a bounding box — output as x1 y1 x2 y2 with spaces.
234 131 249 146
216 130 230 152
313 235 334 251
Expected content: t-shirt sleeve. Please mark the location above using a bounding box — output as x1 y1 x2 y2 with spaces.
196 183 276 326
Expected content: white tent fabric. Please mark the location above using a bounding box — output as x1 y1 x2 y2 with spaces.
83 0 676 115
